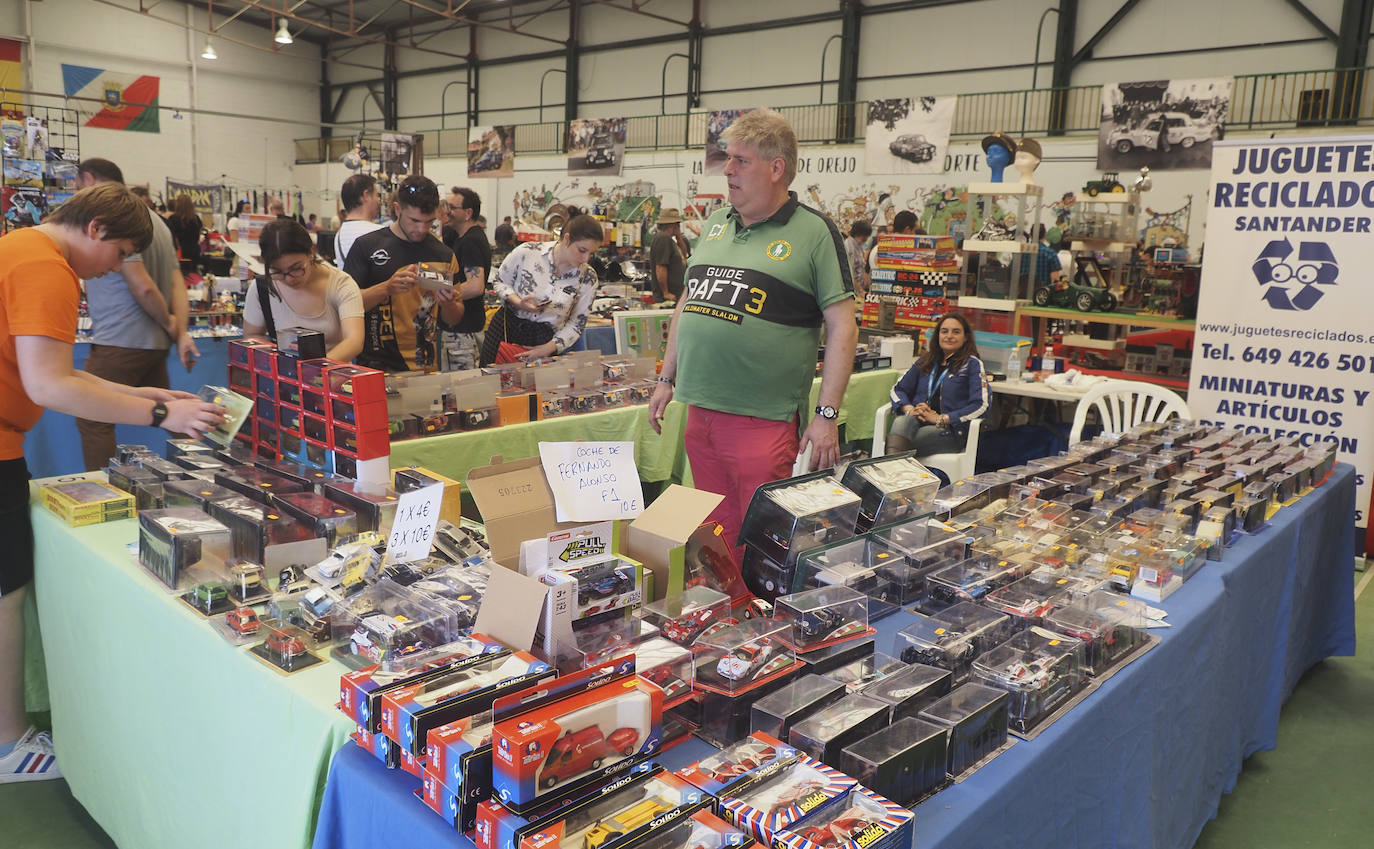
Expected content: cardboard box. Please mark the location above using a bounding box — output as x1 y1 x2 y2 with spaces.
467 456 583 569
623 484 723 602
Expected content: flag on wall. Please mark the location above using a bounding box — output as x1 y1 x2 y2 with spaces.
61 64 160 133
0 38 23 93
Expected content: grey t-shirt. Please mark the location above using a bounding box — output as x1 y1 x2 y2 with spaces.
85 207 181 349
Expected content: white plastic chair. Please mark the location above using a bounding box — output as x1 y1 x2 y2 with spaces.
871 403 983 482
1068 379 1190 444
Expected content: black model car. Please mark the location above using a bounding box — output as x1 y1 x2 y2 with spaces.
585 133 617 168
889 133 937 163
796 607 846 642
576 565 635 606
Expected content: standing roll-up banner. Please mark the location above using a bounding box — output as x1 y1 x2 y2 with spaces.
1189 136 1374 529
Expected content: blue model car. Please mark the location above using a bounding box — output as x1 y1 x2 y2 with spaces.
577 568 635 607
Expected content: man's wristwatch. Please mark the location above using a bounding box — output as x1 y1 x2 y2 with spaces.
815 404 839 420
150 402 169 428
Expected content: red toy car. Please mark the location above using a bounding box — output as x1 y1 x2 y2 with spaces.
662 609 718 644
266 629 306 661
538 725 640 788
642 665 690 700
702 741 776 780
226 607 259 635
801 815 880 848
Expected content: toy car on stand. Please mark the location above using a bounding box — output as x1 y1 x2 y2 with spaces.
266 629 306 663
226 607 260 635
716 639 791 682
1032 258 1118 312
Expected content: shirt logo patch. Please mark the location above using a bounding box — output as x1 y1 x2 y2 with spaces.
370 249 392 265
766 240 792 261
706 223 726 242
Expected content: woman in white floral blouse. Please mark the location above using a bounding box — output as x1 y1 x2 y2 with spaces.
480 213 603 365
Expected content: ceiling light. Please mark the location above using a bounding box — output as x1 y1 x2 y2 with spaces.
201 39 218 60
275 19 293 45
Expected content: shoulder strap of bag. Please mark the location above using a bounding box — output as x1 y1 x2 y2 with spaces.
255 276 277 341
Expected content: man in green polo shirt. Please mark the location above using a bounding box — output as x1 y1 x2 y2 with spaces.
649 108 858 577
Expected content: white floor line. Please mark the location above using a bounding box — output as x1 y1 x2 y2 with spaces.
1356 562 1374 600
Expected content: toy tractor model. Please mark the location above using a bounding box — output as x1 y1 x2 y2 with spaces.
1083 172 1124 196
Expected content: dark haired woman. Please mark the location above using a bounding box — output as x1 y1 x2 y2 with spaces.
480 213 603 365
243 218 364 362
887 312 988 465
167 193 204 274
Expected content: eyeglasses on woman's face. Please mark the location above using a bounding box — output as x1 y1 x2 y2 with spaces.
268 258 311 282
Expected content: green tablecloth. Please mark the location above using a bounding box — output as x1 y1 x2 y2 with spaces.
28 503 353 849
387 369 901 486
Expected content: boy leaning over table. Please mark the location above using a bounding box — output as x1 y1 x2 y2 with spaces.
0 182 226 783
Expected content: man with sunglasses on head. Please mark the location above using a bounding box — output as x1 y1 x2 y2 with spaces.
344 176 464 372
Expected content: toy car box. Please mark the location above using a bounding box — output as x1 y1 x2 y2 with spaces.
382 650 556 755
514 767 709 849
491 657 664 814
676 731 797 797
717 755 856 845
137 507 232 589
839 717 948 807
917 682 1011 776
775 586 874 652
771 785 914 849
632 636 696 705
791 536 921 618
859 662 951 722
208 495 318 563
214 465 308 506
421 711 494 832
923 555 1033 612
970 626 1087 734
740 544 799 602
897 602 1015 683
794 635 876 678
750 675 848 743
338 636 504 731
323 480 401 535
270 491 359 547
737 472 862 567
607 808 755 849
983 574 1073 630
694 619 804 698
786 694 889 768
635 585 732 648
838 452 939 531
335 578 463 667
868 517 970 573
820 654 905 695
161 479 239 512
1043 591 1149 676
40 479 136 527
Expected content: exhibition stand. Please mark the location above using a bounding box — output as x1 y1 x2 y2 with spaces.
310 467 1356 849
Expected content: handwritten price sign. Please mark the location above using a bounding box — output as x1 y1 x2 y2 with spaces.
385 482 444 563
538 441 645 522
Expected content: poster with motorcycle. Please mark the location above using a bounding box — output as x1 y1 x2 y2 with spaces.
864 96 957 175
1097 77 1231 171
468 125 514 178
567 117 626 177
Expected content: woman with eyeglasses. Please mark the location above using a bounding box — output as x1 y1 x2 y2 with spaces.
243 218 365 362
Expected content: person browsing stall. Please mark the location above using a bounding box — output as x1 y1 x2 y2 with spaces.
480 214 601 365
344 175 463 372
648 107 857 565
440 187 493 371
0 183 225 784
886 312 988 476
333 173 384 268
243 218 365 363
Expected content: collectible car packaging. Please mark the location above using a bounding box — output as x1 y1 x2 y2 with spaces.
383 650 556 756
969 626 1087 734
516 768 709 849
635 585 732 648
917 682 1011 776
821 654 907 694
676 731 797 798
750 676 847 743
795 636 876 677
137 507 232 589
717 755 855 845
608 808 754 849
740 544 798 602
922 555 1033 612
351 722 400 769
867 516 969 572
737 472 862 567
771 786 914 849
838 452 939 531
323 480 401 534
632 636 695 705
338 635 504 731
476 763 661 849
930 480 995 520
420 711 495 832
491 657 664 814
839 717 949 806
336 578 466 667
898 603 1015 683
859 662 952 722
214 466 309 506
775 586 874 653
693 619 804 698
983 574 1073 631
161 479 239 512
1044 591 1149 676
786 693 888 768
40 479 136 527
269 491 359 547
791 536 921 616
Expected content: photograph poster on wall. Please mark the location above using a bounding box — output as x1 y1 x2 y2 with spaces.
704 108 749 176
567 117 626 177
380 131 417 177
865 96 957 175
468 125 515 178
1097 77 1233 171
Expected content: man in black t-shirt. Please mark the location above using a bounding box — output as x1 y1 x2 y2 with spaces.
439 187 493 370
343 176 462 372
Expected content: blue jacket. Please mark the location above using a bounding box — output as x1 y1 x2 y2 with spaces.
889 355 990 435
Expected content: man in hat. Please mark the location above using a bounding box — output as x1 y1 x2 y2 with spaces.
650 207 689 302
981 132 1017 182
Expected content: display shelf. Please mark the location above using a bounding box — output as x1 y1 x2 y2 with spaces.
1074 192 1138 204
956 296 1024 312
1014 305 1195 332
963 239 1036 254
1070 241 1134 253
1067 366 1190 391
969 181 1045 197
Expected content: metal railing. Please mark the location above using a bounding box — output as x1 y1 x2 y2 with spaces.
296 66 1374 164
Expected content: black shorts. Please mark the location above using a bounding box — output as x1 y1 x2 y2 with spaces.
0 457 34 597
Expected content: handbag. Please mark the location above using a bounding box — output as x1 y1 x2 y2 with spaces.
491 306 530 363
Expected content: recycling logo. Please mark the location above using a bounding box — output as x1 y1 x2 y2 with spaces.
1251 238 1337 311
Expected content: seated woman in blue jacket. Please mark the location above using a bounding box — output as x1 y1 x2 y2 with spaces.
887 312 989 464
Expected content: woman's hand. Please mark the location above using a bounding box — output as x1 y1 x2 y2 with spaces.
517 340 558 361
512 294 547 312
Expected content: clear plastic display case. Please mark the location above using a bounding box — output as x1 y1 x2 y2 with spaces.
137 507 233 589
208 495 316 563
930 480 995 518
787 693 889 767
839 453 940 530
323 481 401 535
334 579 461 666
869 518 969 570
775 586 870 651
750 673 848 742
792 536 923 615
983 574 1073 629
560 615 659 669
738 473 862 565
635 585 732 647
916 682 1010 776
924 555 1032 610
694 619 797 695
859 662 952 721
897 602 1015 681
1044 590 1148 675
271 491 359 547
839 716 948 806
821 653 907 693
633 636 695 702
970 626 1087 732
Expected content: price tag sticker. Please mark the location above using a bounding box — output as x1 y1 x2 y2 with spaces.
386 482 444 563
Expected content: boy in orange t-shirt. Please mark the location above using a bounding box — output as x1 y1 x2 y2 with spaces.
0 183 226 784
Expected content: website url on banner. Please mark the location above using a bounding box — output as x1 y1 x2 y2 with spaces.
1199 322 1368 343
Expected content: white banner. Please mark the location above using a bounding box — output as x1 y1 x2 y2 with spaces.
1189 136 1373 527
864 96 956 175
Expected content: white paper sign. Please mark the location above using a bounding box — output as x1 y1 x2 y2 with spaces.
538 441 645 522
385 482 444 563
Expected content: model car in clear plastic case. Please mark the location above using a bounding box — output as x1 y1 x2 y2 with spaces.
916 682 1010 776
983 574 1073 629
897 602 1015 681
787 693 888 766
839 452 940 530
924 555 1031 610
775 586 871 651
969 626 1087 733
695 619 798 694
692 737 780 782
226 606 260 635
266 628 307 663
637 585 732 647
1044 590 1149 675
738 472 862 565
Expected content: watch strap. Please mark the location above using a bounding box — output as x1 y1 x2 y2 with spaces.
150 402 169 428
815 404 838 420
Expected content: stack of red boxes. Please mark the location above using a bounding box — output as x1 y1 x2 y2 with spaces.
228 338 390 482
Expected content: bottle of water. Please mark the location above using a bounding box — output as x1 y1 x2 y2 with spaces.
1006 356 1022 382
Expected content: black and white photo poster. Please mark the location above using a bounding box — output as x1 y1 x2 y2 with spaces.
1098 77 1232 171
865 96 956 175
567 117 626 177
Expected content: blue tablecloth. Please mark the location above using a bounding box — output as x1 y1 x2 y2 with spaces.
313 466 1356 849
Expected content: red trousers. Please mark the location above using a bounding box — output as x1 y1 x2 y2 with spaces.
684 405 799 568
